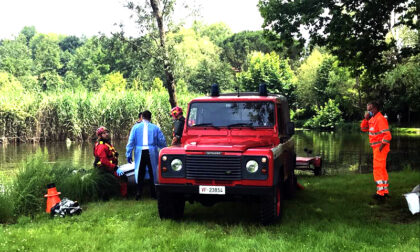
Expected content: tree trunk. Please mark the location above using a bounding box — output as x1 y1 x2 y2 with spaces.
150 0 177 108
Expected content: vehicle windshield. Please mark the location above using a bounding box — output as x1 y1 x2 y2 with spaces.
187 102 275 128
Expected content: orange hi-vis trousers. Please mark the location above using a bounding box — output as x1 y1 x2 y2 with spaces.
372 144 389 196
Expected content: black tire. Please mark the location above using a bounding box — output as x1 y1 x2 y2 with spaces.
285 173 296 199
157 191 185 220
314 166 322 176
172 195 185 220
285 152 296 198
259 185 282 225
314 159 322 176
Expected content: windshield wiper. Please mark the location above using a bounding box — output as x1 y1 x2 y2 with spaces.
192 123 220 130
227 123 255 130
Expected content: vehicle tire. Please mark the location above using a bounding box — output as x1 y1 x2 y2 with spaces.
285 173 296 199
285 152 296 198
259 185 282 225
157 191 172 219
314 159 322 176
157 191 185 220
171 195 185 220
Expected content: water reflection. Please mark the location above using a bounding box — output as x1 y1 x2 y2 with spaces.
295 130 420 174
0 131 419 176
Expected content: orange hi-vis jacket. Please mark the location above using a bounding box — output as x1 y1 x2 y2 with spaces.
360 112 392 148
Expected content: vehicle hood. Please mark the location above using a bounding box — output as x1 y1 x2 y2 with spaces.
184 139 271 152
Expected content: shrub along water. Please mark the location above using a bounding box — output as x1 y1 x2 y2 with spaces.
0 88 197 143
0 152 123 223
12 153 54 217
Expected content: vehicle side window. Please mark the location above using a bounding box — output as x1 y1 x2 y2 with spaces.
188 107 197 126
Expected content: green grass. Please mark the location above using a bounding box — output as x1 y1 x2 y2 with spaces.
1 170 419 251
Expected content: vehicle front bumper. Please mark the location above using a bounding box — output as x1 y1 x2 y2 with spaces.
155 184 273 196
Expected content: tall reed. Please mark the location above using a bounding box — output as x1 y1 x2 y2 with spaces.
0 89 197 143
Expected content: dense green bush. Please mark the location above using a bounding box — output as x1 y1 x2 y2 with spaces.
7 152 124 219
304 99 344 130
12 153 54 216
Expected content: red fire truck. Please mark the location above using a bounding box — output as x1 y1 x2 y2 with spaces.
156 84 297 225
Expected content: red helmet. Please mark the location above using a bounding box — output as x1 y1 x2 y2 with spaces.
171 106 183 118
96 126 108 136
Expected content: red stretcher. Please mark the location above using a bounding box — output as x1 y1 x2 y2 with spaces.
296 156 322 176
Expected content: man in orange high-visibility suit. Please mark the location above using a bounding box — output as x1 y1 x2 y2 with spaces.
360 101 392 201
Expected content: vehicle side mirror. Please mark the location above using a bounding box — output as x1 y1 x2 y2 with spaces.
286 122 295 136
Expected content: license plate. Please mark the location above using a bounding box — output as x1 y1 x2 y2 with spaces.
199 185 225 195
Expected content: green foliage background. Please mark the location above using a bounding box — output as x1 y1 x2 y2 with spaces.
0 9 419 141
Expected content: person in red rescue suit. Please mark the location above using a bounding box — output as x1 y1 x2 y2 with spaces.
360 101 392 200
94 126 128 197
171 106 185 145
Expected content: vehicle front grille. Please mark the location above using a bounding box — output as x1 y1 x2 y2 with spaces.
186 155 242 180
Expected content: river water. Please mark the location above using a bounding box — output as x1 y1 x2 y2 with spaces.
1 131 419 176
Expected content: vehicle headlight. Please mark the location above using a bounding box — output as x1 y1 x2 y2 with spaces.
246 160 259 173
171 159 183 171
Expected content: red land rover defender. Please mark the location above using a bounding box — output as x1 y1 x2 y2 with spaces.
156 84 296 225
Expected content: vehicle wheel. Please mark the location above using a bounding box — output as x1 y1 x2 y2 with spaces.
314 166 322 176
285 173 296 199
314 159 322 176
172 195 185 220
259 185 282 225
157 191 185 220
157 191 172 219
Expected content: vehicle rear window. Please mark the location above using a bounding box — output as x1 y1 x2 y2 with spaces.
187 102 275 127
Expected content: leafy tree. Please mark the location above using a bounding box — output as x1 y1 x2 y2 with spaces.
30 34 62 74
98 35 152 82
39 71 64 91
67 37 110 90
237 51 296 104
168 28 234 93
127 0 180 107
151 77 166 92
382 54 420 123
295 48 324 111
192 21 232 46
303 99 343 130
0 36 33 77
221 30 278 71
59 36 84 54
258 0 418 76
19 26 36 46
100 72 127 92
0 71 24 94
296 48 357 120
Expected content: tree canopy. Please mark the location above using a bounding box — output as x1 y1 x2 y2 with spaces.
258 0 418 75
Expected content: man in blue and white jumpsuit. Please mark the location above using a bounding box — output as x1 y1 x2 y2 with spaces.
126 110 167 200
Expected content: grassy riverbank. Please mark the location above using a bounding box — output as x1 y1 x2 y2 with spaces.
1 170 419 251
